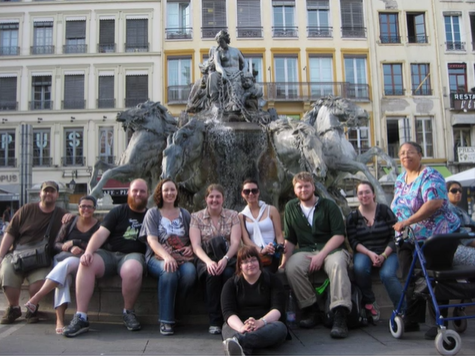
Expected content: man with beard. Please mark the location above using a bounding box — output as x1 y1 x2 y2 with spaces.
63 179 149 337
0 181 68 324
280 172 352 339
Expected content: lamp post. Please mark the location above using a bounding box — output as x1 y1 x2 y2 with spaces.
68 170 78 193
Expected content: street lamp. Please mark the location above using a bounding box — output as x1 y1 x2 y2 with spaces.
68 170 78 192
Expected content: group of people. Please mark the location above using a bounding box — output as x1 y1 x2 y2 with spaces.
1 140 474 355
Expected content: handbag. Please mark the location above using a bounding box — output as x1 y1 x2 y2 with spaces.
11 208 57 273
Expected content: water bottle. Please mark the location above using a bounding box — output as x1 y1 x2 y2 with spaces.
286 289 297 329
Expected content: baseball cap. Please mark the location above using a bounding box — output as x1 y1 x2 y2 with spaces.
41 181 59 192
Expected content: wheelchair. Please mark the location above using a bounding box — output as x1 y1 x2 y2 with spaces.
389 227 475 355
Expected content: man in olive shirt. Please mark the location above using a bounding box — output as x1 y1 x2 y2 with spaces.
281 172 352 338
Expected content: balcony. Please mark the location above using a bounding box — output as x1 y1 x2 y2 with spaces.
272 26 298 38
307 27 332 38
236 27 263 38
341 27 366 38
380 35 401 44
97 98 115 109
98 43 116 53
167 85 192 104
125 43 149 53
63 44 87 54
96 155 115 165
201 27 227 39
0 46 19 55
29 100 53 110
62 100 85 110
0 101 18 111
33 156 52 167
0 157 16 167
408 35 428 44
62 156 85 166
445 41 465 51
412 88 433 96
30 45 55 55
165 27 192 40
125 98 149 108
384 88 405 96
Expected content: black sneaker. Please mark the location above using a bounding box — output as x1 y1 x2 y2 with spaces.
25 304 39 324
123 311 141 331
330 307 349 339
160 322 174 336
63 314 90 338
0 306 21 324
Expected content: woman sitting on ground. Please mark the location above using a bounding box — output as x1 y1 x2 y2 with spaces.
239 179 284 273
25 195 100 334
221 245 287 356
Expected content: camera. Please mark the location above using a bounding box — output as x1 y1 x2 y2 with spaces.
275 244 284 253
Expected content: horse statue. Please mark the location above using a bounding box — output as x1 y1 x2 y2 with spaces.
304 96 398 205
89 101 178 199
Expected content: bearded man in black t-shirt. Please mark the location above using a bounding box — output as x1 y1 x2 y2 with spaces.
63 179 148 338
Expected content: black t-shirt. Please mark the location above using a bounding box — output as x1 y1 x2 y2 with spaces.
101 204 147 254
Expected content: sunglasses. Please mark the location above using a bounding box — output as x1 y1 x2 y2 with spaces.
449 188 462 194
242 188 259 195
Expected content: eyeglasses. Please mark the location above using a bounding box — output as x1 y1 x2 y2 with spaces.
449 188 462 194
242 188 259 195
79 205 95 210
398 150 419 157
241 258 259 265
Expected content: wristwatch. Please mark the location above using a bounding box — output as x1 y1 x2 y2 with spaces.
223 255 229 261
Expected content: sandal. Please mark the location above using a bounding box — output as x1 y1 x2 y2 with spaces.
56 326 65 335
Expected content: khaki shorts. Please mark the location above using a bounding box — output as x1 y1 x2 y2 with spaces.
95 249 145 278
0 253 50 289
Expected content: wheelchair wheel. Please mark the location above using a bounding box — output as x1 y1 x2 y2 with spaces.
435 330 462 356
388 316 404 339
451 308 467 334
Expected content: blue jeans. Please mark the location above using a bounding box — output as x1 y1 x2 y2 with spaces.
147 258 196 323
353 252 404 309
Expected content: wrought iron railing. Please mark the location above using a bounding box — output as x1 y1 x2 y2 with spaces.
0 46 19 55
408 35 428 44
29 100 53 110
236 27 263 38
165 27 193 40
98 43 116 53
167 85 192 104
272 26 298 37
341 27 366 38
380 35 401 44
307 27 332 38
97 98 115 109
96 155 115 165
0 101 18 111
124 43 149 52
63 44 87 54
445 41 465 51
0 157 16 167
201 27 227 39
30 45 55 55
33 156 52 167
384 88 405 96
62 156 85 166
412 88 432 96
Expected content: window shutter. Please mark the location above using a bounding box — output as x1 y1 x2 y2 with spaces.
307 0 329 10
340 0 363 27
237 0 261 26
126 75 148 99
202 1 227 27
99 19 115 44
99 76 114 99
126 19 148 46
272 1 295 6
66 20 86 39
0 22 19 30
0 77 17 107
34 21 53 28
64 75 84 99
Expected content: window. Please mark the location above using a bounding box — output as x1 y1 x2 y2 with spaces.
31 75 52 110
99 19 115 53
407 12 427 43
411 64 431 96
33 129 51 166
125 18 148 52
470 13 475 51
167 57 192 103
386 117 411 158
243 55 263 83
453 127 471 162
166 1 191 39
64 128 84 166
379 13 399 43
444 15 464 50
347 126 370 155
344 55 368 99
202 1 227 38
237 0 262 38
307 0 331 38
63 74 85 109
125 74 148 107
32 21 54 55
272 0 296 37
0 76 17 110
0 130 15 167
340 0 365 38
0 22 19 55
273 56 299 99
64 20 86 54
416 117 433 158
309 55 334 98
98 75 115 108
98 127 114 164
383 64 404 96
448 63 467 94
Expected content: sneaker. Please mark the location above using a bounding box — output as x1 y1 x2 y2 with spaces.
223 337 245 356
330 307 349 339
123 310 141 331
25 304 40 324
209 325 222 335
160 322 174 336
63 314 90 338
365 302 380 322
0 306 21 324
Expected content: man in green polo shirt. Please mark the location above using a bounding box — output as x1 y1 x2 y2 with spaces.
281 172 352 338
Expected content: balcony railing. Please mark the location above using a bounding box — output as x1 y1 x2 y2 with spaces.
236 27 263 38
446 41 465 51
384 88 405 96
33 156 52 167
62 100 85 109
0 157 16 167
0 46 19 55
98 43 116 53
0 101 18 111
125 98 149 108
307 27 332 38
30 45 55 55
412 88 433 96
272 26 298 37
201 27 227 39
96 155 115 165
165 27 193 40
125 43 149 52
341 27 366 38
62 156 85 166
408 35 428 44
63 44 87 54
97 98 115 109
29 100 53 110
167 85 192 104
380 35 401 44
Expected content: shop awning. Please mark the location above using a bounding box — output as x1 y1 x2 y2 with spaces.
102 179 130 196
383 165 451 178
452 114 475 125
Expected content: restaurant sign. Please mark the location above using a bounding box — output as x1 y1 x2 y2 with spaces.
451 93 475 111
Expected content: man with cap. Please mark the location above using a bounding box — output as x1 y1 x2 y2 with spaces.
0 181 70 324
